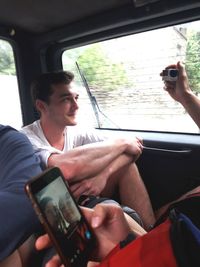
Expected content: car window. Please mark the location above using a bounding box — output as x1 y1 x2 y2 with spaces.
62 20 200 133
0 39 22 129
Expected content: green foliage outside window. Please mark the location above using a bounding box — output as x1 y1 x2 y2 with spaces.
185 31 200 93
77 43 130 91
0 40 15 75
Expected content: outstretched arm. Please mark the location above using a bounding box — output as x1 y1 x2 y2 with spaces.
48 137 143 183
162 61 200 128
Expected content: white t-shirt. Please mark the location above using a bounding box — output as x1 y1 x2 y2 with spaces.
21 120 105 167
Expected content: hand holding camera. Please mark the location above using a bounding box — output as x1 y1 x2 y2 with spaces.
161 62 192 104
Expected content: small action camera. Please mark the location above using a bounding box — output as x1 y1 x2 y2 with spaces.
162 69 179 82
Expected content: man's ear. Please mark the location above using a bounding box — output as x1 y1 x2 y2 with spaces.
35 99 47 114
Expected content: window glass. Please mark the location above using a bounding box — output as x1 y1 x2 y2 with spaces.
0 40 22 129
62 20 200 133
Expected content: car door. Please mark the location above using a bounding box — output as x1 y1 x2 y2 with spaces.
137 131 200 210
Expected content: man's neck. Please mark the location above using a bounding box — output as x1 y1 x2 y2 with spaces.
40 120 66 151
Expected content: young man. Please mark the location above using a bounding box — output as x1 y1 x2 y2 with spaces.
21 71 155 230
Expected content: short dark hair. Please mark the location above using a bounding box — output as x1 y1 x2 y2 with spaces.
31 70 74 105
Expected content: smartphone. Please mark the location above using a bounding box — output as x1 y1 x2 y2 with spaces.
25 167 96 267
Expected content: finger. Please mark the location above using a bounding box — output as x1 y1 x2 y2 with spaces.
72 181 92 198
164 80 176 87
45 254 63 267
91 205 108 228
81 204 109 229
164 86 175 92
164 63 177 70
70 182 81 193
164 80 176 90
177 61 184 70
35 234 52 250
132 138 143 155
136 136 143 145
130 138 143 154
165 64 177 70
80 206 94 225
73 186 85 198
71 182 88 195
91 204 122 228
137 139 143 151
177 61 187 77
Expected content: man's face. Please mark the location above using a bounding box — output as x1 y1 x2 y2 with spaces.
43 82 79 127
60 201 79 224
45 202 59 230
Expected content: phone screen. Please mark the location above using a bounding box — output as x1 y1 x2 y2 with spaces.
26 168 95 267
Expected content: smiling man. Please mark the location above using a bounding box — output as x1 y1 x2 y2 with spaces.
21 71 155 230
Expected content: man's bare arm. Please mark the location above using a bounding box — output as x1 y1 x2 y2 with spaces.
48 137 142 182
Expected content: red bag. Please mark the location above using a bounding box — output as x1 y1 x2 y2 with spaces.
98 217 177 267
98 206 200 267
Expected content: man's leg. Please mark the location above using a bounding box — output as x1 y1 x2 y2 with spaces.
101 163 155 231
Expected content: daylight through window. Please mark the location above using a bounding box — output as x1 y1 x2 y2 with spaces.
63 21 200 133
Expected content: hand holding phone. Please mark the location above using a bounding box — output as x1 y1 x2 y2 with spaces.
25 167 96 267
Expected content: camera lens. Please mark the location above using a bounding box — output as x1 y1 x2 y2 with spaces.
169 69 178 77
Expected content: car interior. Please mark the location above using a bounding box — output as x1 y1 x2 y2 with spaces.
0 0 200 266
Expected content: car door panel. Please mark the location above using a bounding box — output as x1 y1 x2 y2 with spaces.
99 129 200 210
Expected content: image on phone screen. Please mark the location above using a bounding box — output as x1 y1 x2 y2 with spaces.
34 173 94 266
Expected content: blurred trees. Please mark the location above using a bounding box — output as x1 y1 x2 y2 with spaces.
0 40 15 75
185 31 200 93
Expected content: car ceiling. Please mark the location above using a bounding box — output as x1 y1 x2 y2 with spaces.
0 0 134 34
0 0 200 36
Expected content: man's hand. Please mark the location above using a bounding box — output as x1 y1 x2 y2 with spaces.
70 173 107 198
70 137 143 199
35 204 143 266
124 136 143 159
161 61 192 104
161 61 200 129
